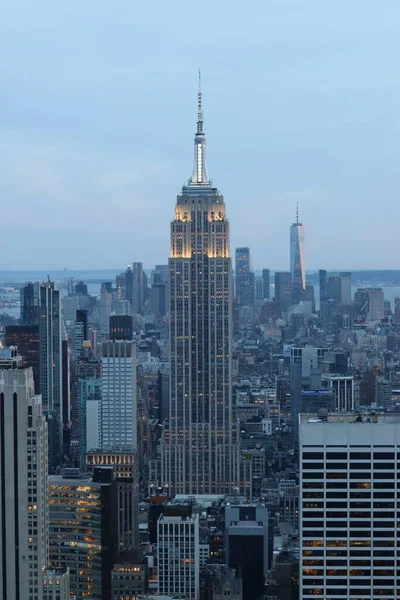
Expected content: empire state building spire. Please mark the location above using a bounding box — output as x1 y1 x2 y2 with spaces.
190 69 209 185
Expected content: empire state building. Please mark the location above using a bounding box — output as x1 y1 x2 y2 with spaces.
161 76 241 495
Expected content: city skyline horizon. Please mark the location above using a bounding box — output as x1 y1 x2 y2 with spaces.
2 2 400 270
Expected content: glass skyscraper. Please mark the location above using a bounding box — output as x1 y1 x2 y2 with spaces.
290 206 306 303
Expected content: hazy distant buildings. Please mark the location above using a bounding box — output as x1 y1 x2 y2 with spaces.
262 268 270 299
290 208 306 303
39 280 63 467
354 287 384 322
74 280 88 296
99 290 112 330
275 272 292 312
394 296 400 324
161 81 241 495
132 262 146 313
339 271 352 304
235 247 255 307
319 269 327 304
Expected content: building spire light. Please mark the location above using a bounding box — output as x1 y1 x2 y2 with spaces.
190 69 209 186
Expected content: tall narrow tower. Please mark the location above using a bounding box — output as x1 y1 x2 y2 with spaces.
162 73 240 495
290 203 306 304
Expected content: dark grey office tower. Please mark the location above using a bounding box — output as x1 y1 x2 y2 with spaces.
6 325 40 392
76 309 88 340
319 269 327 305
235 247 255 307
262 268 270 299
226 505 269 600
39 280 63 467
150 282 167 316
74 280 88 295
20 281 40 325
274 272 292 312
110 315 133 341
326 275 342 305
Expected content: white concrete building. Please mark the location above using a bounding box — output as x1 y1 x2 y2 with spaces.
101 340 137 451
300 413 400 599
157 514 200 600
0 366 48 600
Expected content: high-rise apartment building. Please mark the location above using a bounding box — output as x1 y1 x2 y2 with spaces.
300 413 400 600
158 514 200 600
0 366 48 600
161 76 241 495
235 247 255 307
101 340 137 451
290 207 306 303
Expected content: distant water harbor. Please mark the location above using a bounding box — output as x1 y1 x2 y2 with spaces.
1 270 400 317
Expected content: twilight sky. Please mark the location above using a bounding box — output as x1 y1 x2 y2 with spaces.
1 0 400 270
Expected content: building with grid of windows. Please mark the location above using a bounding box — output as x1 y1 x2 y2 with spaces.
49 467 118 599
157 513 200 600
42 569 70 599
161 76 241 496
101 340 137 452
300 413 400 599
0 365 48 600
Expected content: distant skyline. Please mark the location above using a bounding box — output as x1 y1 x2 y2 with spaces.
2 1 400 269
